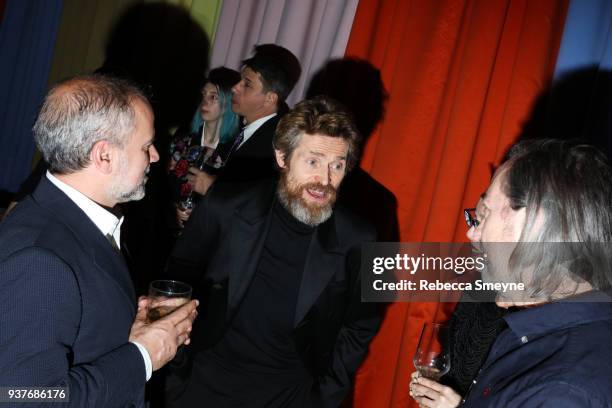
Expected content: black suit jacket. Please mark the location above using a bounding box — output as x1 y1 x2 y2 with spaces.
167 180 381 407
0 177 146 407
216 113 283 183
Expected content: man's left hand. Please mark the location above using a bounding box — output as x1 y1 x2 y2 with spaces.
186 167 216 195
129 297 198 371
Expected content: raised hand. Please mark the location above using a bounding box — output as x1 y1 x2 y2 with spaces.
186 167 216 195
129 297 198 371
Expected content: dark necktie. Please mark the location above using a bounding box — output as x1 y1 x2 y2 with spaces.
106 233 121 253
225 130 245 162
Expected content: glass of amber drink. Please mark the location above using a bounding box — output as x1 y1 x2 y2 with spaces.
147 280 192 322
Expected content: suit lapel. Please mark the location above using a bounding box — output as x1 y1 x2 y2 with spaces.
294 216 343 327
33 178 136 313
91 236 137 313
223 181 344 328
233 115 279 158
226 184 275 320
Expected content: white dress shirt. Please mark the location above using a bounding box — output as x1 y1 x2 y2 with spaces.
46 172 153 381
239 112 277 149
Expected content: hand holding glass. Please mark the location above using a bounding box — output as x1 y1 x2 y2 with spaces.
413 323 450 381
178 196 195 212
147 280 193 323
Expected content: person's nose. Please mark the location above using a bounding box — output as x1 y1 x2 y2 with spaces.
149 145 160 163
231 82 241 95
315 166 331 186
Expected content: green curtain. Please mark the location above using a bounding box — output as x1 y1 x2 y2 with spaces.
149 0 223 45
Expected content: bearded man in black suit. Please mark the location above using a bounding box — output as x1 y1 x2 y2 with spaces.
167 96 381 408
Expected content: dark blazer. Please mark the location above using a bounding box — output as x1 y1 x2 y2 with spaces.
0 177 146 407
216 113 284 183
167 180 381 407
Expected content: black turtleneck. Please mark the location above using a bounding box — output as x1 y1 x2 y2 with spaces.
197 200 316 406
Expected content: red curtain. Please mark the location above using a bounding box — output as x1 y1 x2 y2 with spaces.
345 0 568 406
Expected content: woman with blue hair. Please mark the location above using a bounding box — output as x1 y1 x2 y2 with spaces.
169 66 241 227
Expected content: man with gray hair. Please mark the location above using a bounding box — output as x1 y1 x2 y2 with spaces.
0 75 198 407
410 139 612 407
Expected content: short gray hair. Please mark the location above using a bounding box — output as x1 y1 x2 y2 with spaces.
33 74 148 174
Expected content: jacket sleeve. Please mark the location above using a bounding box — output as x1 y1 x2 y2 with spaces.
0 247 145 408
165 191 216 286
312 237 382 407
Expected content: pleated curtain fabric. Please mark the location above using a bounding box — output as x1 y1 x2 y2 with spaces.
343 0 569 406
0 0 63 193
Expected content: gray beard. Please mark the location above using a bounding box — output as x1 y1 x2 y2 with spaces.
113 182 146 202
108 153 148 203
276 174 335 227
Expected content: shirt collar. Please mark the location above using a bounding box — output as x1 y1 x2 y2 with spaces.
46 171 123 247
503 290 612 340
240 113 277 147
200 123 219 148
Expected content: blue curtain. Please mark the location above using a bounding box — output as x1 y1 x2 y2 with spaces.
0 0 63 194
545 0 612 158
554 0 612 77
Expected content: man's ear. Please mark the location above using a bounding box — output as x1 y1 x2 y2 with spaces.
274 149 287 169
265 91 278 108
90 140 114 174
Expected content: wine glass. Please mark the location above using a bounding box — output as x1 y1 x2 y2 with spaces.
178 195 195 212
413 322 450 381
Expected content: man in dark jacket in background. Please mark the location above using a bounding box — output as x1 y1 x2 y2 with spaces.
184 43 302 196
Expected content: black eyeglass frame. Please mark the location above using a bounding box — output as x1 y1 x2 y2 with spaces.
464 208 480 228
